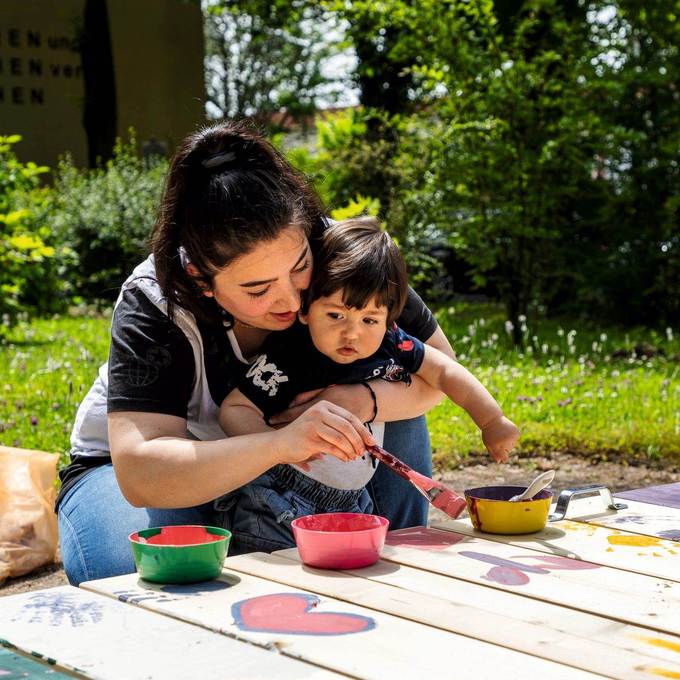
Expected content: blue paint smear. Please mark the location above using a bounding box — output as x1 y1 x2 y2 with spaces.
658 529 680 541
11 593 103 627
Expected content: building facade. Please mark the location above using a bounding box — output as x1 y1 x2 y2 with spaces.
1 0 205 168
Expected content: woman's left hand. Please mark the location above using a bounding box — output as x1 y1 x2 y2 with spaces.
268 384 371 426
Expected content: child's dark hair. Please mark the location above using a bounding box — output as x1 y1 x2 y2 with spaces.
151 121 325 323
307 217 408 325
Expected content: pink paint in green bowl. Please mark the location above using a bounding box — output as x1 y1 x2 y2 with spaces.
128 525 231 584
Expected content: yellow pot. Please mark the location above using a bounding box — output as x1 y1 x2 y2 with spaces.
464 485 553 534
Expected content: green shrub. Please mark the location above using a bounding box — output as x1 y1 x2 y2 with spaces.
286 109 445 291
46 133 167 302
0 135 71 330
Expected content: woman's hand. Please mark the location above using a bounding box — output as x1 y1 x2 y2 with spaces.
272 399 376 467
268 384 372 426
481 415 521 463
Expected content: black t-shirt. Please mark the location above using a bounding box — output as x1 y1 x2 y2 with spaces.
56 283 437 510
238 322 425 421
106 288 247 416
109 285 435 417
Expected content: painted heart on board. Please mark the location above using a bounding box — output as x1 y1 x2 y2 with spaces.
232 593 375 636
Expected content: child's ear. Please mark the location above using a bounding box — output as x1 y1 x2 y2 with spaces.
186 264 214 298
298 310 309 325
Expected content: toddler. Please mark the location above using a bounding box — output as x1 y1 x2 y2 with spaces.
218 217 519 553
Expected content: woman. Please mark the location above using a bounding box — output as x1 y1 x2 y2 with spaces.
56 122 455 586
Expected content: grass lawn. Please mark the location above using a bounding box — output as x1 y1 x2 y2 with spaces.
0 304 678 470
430 303 679 468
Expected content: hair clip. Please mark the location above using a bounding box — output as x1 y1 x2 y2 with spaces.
178 245 191 269
202 151 236 169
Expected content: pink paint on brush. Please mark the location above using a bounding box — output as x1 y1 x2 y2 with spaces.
369 445 466 519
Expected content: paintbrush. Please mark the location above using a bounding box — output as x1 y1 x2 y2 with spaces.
368 444 467 519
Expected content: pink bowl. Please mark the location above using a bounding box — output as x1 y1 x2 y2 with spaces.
291 513 389 569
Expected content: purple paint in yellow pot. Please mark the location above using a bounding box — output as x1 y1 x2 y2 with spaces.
129 525 231 584
465 486 553 534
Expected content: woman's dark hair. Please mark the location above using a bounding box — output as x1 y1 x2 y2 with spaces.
151 121 325 323
306 217 409 326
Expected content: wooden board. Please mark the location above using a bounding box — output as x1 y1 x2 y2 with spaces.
224 550 680 680
374 526 680 635
567 498 680 542
432 516 680 582
617 483 680 510
0 586 340 679
82 570 597 680
0 646 73 679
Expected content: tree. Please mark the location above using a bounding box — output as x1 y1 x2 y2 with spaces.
340 0 606 341
245 0 678 331
583 1 680 325
204 1 343 127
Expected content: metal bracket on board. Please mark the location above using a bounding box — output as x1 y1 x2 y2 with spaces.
548 484 628 522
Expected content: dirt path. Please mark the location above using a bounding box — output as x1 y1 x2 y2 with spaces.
2 452 678 597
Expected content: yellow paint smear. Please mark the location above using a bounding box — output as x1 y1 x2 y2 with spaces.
648 668 680 679
640 637 680 654
607 534 661 548
562 521 596 534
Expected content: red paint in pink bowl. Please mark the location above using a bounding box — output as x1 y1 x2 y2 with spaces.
291 513 389 569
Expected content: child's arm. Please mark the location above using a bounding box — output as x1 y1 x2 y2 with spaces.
416 345 520 463
219 388 273 437
219 388 370 470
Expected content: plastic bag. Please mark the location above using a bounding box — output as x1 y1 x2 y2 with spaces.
0 445 59 584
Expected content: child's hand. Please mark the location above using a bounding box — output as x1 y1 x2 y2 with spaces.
481 415 520 463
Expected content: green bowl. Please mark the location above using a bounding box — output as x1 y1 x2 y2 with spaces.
128 525 231 584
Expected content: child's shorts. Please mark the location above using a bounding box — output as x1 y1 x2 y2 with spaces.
214 464 373 555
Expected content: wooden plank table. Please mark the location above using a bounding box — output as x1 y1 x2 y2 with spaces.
2 486 680 679
617 483 680 510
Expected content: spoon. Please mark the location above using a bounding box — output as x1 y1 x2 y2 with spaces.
508 469 555 502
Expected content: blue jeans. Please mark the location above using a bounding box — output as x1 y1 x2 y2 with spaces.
58 464 217 586
57 415 431 586
217 464 373 555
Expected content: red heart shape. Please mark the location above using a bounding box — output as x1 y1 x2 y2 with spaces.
397 339 414 351
232 593 375 636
